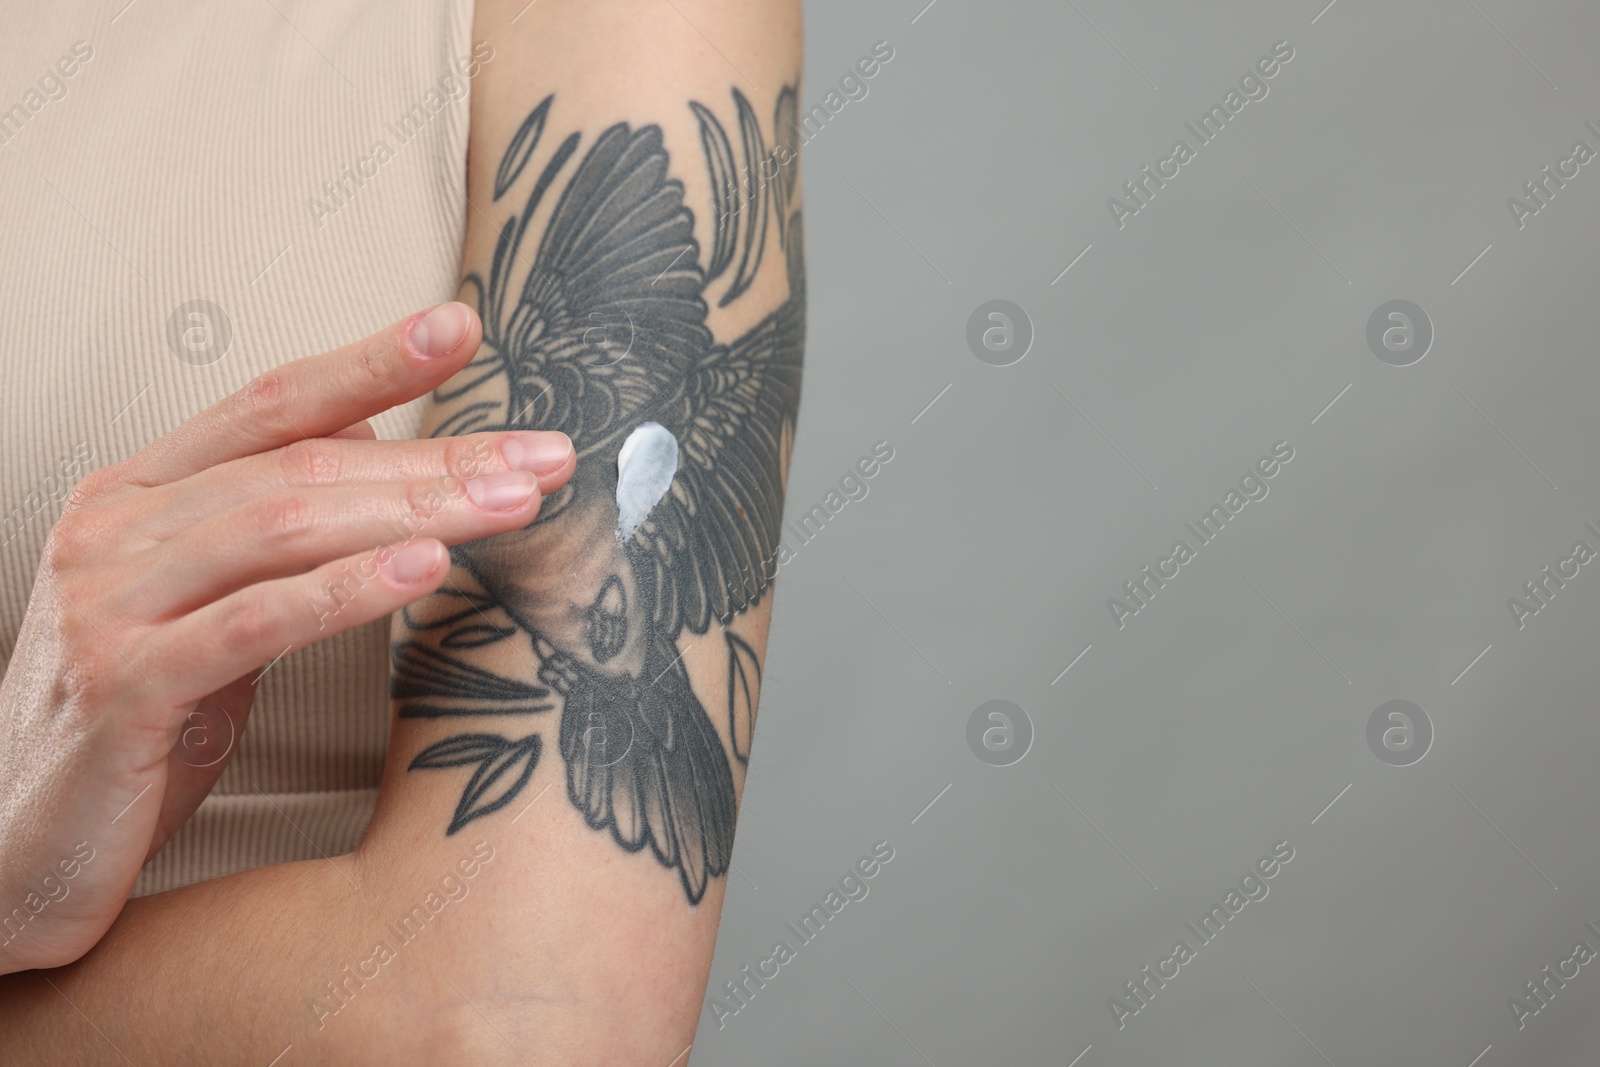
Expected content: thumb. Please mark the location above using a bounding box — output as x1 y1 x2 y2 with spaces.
148 676 256 860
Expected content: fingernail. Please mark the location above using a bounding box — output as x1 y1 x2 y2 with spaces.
466 471 538 510
382 540 442 584
410 303 470 359
502 432 573 474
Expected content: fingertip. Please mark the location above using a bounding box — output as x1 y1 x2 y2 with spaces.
502 431 576 489
407 302 481 363
464 471 540 511
535 448 578 495
380 538 447 588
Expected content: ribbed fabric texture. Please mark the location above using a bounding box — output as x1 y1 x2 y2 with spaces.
0 0 475 895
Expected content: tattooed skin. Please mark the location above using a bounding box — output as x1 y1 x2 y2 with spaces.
392 87 804 904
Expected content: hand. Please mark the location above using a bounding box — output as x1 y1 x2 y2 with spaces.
0 303 575 974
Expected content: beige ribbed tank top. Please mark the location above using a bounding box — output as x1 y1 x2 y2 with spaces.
0 0 475 894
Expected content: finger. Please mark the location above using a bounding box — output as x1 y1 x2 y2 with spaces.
135 471 547 617
123 302 482 486
134 431 574 539
329 420 378 441
148 539 450 706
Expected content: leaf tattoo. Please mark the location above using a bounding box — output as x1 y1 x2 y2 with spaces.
410 733 543 835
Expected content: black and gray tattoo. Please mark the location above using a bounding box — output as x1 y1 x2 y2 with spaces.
392 87 804 904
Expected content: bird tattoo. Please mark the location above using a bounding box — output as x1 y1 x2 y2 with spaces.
392 87 803 904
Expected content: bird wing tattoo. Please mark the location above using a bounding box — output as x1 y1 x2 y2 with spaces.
394 87 803 904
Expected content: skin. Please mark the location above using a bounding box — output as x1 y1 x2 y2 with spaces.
463 488 647 679
0 1 801 1061
0 302 576 976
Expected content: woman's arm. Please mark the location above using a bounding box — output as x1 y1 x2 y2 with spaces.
0 2 802 1062
360 0 805 1057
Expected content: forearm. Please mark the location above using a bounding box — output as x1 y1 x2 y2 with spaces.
0 858 391 1064
0 848 569 1063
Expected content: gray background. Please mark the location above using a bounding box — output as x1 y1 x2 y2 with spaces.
695 1 1600 1064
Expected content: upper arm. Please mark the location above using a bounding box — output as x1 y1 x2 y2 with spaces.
361 0 805 1058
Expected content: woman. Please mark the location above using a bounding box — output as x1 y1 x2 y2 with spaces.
0 0 804 1061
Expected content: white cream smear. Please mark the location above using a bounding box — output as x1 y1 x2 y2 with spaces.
615 422 678 541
